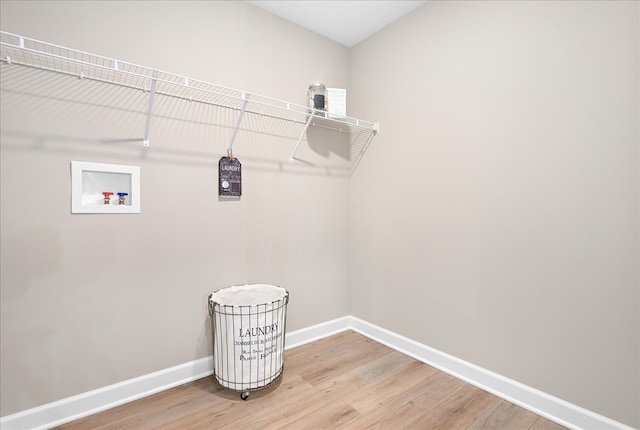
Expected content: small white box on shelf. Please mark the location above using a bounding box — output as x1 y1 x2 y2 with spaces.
327 88 347 118
71 161 140 214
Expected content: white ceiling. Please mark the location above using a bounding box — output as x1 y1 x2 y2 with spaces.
246 1 426 47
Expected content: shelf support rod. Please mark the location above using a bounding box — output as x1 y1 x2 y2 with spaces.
142 70 158 147
289 112 315 162
228 93 250 157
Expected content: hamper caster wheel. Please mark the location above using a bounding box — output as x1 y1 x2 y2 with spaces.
241 391 250 401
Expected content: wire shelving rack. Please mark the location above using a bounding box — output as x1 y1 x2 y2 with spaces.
0 31 379 166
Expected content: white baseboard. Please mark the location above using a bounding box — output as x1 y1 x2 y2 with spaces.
349 316 635 430
0 356 214 430
1 316 634 430
284 315 351 350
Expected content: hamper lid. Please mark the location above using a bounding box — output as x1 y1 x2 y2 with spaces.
210 284 287 306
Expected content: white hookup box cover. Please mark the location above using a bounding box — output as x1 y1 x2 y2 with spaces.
209 284 289 390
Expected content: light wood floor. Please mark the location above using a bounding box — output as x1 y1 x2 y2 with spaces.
56 331 566 429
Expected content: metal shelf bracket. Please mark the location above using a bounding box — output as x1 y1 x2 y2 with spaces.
289 113 315 162
142 70 159 147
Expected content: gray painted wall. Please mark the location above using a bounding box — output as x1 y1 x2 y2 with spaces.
348 1 639 427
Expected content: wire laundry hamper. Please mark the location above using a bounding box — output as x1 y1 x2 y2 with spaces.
208 284 289 400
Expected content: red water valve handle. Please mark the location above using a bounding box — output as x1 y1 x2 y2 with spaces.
102 191 114 205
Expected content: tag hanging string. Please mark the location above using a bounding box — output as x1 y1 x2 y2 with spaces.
227 93 250 161
227 148 234 160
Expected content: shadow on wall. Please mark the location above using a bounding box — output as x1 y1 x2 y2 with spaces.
1 65 373 178
196 303 214 359
307 123 350 161
0 129 355 178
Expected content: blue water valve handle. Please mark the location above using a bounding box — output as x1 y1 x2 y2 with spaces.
117 192 128 205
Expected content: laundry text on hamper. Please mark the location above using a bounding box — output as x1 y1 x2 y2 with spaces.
238 323 279 338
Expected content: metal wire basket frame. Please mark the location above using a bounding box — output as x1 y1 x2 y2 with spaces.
208 287 289 400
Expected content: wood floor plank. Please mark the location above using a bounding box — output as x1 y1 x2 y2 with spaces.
313 363 368 399
346 395 434 430
467 398 539 430
341 359 439 415
290 333 391 387
401 383 501 429
312 349 417 401
282 399 361 429
56 331 568 430
346 369 470 429
350 349 417 384
529 415 570 430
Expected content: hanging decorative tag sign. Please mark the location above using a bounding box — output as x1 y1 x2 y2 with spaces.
219 156 242 197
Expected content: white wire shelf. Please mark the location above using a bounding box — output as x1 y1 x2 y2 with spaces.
0 31 379 164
